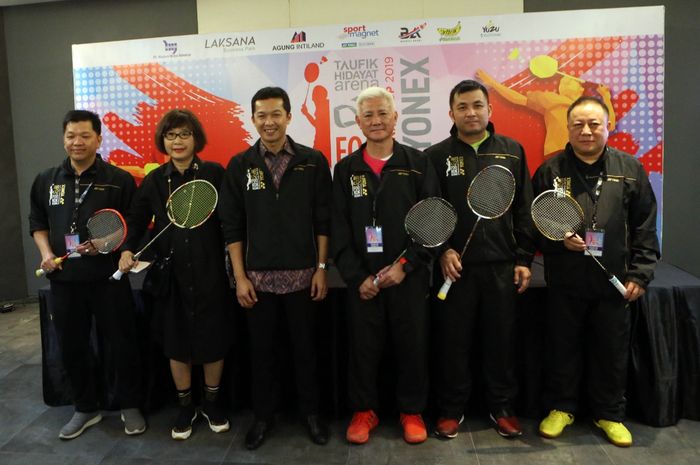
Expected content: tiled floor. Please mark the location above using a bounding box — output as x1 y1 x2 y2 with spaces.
0 301 698 465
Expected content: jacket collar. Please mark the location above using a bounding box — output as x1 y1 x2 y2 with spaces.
161 154 203 177
61 154 102 177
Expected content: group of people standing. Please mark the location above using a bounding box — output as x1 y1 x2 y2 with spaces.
29 78 659 450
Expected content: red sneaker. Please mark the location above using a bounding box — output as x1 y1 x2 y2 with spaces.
400 413 427 444
346 410 379 444
435 414 464 439
490 413 522 438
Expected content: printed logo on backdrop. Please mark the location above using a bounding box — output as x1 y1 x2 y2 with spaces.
164 40 177 55
334 58 379 92
480 20 501 38
204 35 256 53
399 22 426 42
438 21 462 42
273 31 325 51
339 25 380 48
153 39 192 59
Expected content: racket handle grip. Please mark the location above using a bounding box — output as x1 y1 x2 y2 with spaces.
437 278 454 300
609 275 628 297
372 275 380 287
35 256 65 277
111 269 125 281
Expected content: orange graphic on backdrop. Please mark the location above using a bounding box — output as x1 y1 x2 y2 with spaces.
474 37 645 174
103 63 251 181
301 57 331 164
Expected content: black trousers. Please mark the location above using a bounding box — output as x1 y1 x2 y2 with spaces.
246 289 319 420
347 269 429 414
50 278 142 412
433 262 518 418
542 288 630 422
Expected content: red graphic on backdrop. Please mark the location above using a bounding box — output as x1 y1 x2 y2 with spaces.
301 57 331 164
638 141 663 175
476 37 646 175
103 63 251 181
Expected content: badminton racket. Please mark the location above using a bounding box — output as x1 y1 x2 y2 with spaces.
373 197 457 286
437 165 516 300
111 179 218 280
531 188 627 296
36 208 127 277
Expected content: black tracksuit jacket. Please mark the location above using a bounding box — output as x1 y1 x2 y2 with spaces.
425 123 535 267
331 140 441 289
532 144 660 297
218 137 332 271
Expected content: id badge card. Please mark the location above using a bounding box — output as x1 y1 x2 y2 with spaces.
585 228 605 257
64 234 81 259
365 226 383 253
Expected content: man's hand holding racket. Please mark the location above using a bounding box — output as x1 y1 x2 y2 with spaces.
439 248 462 282
359 276 380 300
374 261 406 288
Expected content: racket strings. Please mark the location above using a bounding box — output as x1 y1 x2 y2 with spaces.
86 211 125 252
405 198 457 247
467 166 515 219
167 181 218 228
531 194 584 240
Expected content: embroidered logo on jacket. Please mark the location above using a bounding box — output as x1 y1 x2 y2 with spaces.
553 176 572 196
445 156 465 177
350 174 368 198
246 168 266 191
48 184 66 206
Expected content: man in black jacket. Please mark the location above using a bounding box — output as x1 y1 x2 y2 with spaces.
533 96 659 447
426 80 535 439
219 87 332 449
332 86 440 445
29 110 144 439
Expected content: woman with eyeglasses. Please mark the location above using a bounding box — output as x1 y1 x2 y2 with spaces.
119 109 232 440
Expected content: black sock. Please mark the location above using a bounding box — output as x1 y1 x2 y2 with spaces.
203 385 220 403
177 389 192 408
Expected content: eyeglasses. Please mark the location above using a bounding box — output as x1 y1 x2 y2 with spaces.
164 130 193 140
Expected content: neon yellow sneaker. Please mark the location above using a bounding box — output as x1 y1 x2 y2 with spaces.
594 419 632 447
539 410 574 438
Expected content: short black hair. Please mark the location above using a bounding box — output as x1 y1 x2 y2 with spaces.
63 110 101 135
251 86 291 114
449 79 490 108
567 96 610 120
154 109 207 154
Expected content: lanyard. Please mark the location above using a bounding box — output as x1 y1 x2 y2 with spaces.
572 165 604 229
70 177 93 234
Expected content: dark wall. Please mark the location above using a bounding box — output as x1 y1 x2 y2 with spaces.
524 1 700 277
3 0 197 297
0 8 26 300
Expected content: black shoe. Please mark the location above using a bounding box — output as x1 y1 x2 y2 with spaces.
245 419 272 450
171 404 198 440
305 414 329 445
201 399 230 433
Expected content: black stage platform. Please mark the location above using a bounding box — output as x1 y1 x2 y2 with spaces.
38 260 700 426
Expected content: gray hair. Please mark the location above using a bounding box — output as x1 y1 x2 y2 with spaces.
356 86 396 114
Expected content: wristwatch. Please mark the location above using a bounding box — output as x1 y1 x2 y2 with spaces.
317 262 327 270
